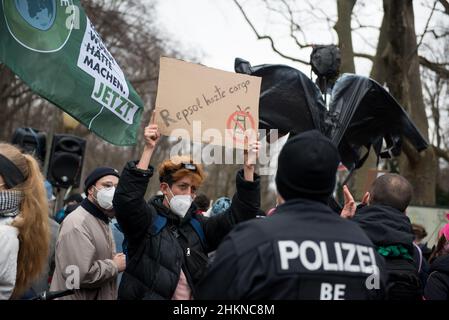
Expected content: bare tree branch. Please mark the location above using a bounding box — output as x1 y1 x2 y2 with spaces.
423 74 443 147
351 14 379 30
305 1 337 25
425 29 449 39
354 52 375 61
433 145 449 163
438 0 449 14
262 0 289 20
280 0 314 49
0 80 24 99
351 24 380 31
416 0 438 52
233 0 310 65
420 56 449 79
402 139 421 165
6 89 32 100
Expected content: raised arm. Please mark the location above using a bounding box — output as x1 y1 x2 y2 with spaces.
137 111 160 170
243 135 260 182
113 112 161 244
201 139 261 251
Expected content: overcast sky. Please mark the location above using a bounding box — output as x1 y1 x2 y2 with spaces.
156 0 315 74
155 0 439 76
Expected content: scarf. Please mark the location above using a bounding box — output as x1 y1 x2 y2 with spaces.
0 190 23 217
377 245 413 261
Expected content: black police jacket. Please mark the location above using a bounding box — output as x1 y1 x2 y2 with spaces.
113 160 260 300
196 198 387 300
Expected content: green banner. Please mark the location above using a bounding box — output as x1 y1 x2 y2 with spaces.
0 0 143 145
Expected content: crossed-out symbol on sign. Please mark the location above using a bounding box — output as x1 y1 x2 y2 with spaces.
226 105 256 146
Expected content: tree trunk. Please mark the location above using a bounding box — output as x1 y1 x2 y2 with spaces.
334 0 357 74
351 1 390 201
385 0 437 205
334 0 372 200
370 1 390 85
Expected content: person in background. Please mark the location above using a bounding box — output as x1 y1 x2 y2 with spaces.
192 193 211 215
206 197 232 262
341 174 426 300
209 197 232 217
110 217 125 287
54 193 83 224
412 223 432 261
265 194 284 217
50 167 126 300
424 223 449 300
0 143 50 299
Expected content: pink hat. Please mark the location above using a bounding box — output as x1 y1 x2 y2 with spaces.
438 223 449 241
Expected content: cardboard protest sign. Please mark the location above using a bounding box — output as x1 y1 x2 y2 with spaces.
155 57 261 149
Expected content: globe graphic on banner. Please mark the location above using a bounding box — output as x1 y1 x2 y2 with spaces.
3 0 73 52
14 0 56 31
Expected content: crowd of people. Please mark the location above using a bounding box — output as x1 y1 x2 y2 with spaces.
0 121 448 300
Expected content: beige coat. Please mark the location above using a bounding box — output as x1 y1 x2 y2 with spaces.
50 204 118 300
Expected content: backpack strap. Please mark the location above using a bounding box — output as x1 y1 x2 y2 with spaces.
189 217 207 248
149 213 207 248
413 242 423 273
113 222 129 258
150 214 167 235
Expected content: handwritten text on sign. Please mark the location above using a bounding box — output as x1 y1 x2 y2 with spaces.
155 57 261 148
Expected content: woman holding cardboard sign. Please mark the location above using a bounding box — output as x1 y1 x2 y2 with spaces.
113 112 261 300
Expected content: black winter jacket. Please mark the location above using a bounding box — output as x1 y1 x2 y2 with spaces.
113 160 260 300
352 205 425 299
424 255 449 300
352 205 415 253
196 198 387 300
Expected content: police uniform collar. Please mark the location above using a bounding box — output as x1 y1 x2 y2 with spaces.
277 197 335 214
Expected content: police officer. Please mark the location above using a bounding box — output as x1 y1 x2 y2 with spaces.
196 130 387 300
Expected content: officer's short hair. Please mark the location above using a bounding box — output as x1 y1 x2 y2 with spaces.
369 173 413 212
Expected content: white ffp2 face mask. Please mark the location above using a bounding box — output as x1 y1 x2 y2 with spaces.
166 188 193 218
95 186 115 210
